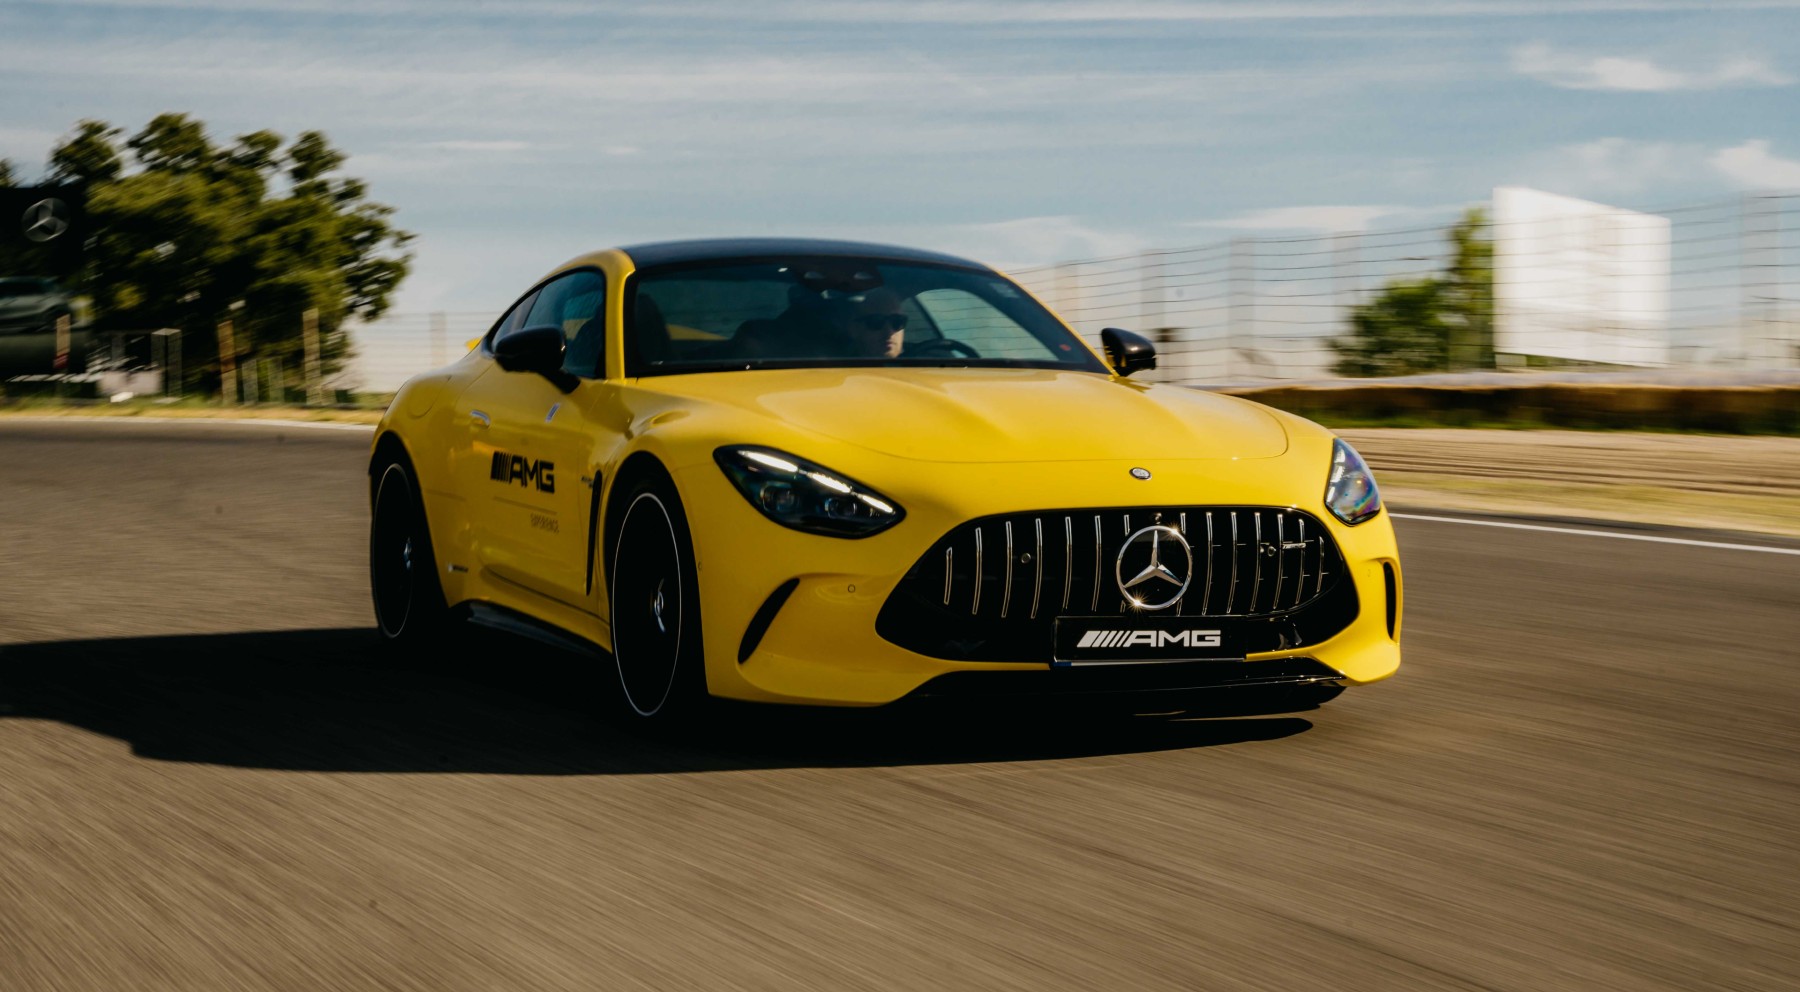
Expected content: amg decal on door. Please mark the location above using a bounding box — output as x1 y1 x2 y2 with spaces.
489 452 556 493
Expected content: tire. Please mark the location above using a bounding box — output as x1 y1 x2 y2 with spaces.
608 471 706 721
369 455 453 646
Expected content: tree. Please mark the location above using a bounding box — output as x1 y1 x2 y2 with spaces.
1332 207 1494 377
38 113 411 394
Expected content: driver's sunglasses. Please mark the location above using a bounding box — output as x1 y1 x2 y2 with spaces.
853 313 907 332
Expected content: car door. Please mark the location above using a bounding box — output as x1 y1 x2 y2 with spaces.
456 269 615 611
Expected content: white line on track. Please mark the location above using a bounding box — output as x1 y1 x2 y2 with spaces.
1391 512 1800 557
0 415 376 432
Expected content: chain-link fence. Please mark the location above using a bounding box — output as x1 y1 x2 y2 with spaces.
341 192 1798 393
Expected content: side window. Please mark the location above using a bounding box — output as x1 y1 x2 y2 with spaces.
525 270 608 378
490 290 539 347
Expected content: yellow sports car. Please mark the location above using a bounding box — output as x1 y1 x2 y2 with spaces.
370 239 1401 719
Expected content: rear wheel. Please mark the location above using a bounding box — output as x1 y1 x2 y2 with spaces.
608 473 705 720
370 456 452 645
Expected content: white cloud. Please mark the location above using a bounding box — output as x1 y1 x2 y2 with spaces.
1511 42 1792 91
420 140 532 152
1517 137 1699 197
30 0 1800 21
1197 204 1403 232
1710 139 1800 189
934 216 1146 269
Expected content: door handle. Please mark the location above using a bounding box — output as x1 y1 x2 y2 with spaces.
470 409 491 430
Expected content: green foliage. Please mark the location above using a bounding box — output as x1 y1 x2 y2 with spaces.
1332 207 1494 377
40 114 411 393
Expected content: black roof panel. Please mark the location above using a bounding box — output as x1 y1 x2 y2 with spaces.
618 237 992 272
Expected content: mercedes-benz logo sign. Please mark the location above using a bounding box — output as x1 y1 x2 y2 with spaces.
23 199 70 243
1114 524 1193 611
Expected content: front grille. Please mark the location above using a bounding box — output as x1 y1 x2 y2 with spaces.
876 506 1358 662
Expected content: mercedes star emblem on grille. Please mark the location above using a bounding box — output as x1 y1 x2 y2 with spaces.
1114 523 1193 611
23 198 70 243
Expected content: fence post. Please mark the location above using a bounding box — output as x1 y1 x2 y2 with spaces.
302 308 323 405
1139 250 1163 334
1741 193 1781 367
52 312 71 373
154 328 182 397
217 318 238 405
430 311 447 369
1228 238 1254 380
1333 232 1361 375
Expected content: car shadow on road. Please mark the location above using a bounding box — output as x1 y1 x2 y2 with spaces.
0 627 1320 774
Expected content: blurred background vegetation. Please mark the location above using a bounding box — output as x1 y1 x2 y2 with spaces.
0 113 411 395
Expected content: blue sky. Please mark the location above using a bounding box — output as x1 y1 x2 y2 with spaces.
2 0 1797 313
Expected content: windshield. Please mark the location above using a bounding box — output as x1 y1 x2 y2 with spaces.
625 257 1106 376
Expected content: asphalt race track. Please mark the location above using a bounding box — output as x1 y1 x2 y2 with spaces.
2 420 1797 992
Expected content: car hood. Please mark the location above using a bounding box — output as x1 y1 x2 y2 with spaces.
648 367 1288 463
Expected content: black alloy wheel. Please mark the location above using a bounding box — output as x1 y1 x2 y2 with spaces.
609 475 705 719
370 458 450 644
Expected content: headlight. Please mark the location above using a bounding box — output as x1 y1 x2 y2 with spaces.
714 446 904 538
1324 438 1382 526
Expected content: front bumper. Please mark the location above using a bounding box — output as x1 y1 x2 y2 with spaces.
673 452 1402 707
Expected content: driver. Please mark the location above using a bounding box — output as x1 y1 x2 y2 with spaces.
834 287 907 358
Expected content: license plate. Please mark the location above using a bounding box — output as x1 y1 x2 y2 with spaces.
1052 615 1247 666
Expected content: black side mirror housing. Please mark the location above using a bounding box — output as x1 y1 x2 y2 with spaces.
1100 327 1157 377
493 324 577 392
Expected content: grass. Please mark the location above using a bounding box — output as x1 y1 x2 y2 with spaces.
0 395 387 423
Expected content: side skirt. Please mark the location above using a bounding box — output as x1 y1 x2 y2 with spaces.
463 601 609 659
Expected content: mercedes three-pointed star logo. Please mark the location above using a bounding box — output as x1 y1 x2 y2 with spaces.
23 198 71 243
1114 522 1194 611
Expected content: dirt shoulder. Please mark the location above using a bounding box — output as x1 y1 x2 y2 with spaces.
1341 428 1800 538
0 403 383 424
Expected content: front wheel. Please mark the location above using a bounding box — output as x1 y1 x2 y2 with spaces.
370 456 453 645
608 472 706 720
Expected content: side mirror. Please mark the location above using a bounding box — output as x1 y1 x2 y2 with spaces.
1100 327 1157 377
493 324 576 392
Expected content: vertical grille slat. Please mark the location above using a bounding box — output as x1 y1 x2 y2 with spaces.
1250 512 1265 614
1089 514 1102 613
1000 521 1015 619
1203 511 1215 615
1175 512 1187 614
1062 516 1073 611
1274 514 1287 612
1294 518 1308 611
1030 518 1044 620
971 526 984 615
1227 511 1241 615
943 546 953 606
1315 530 1328 598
